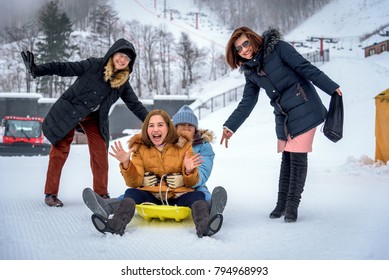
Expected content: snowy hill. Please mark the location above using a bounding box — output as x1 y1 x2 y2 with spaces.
114 0 231 51
1 0 389 279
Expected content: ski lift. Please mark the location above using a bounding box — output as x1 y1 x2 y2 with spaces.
378 30 389 37
325 38 338 44
306 37 318 42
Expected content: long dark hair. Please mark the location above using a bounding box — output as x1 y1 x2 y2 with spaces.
225 26 264 69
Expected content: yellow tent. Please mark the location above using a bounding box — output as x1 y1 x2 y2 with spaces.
375 88 389 164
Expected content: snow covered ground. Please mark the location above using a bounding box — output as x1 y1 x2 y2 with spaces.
1 0 389 279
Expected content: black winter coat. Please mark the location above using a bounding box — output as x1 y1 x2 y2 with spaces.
223 29 339 140
37 38 149 146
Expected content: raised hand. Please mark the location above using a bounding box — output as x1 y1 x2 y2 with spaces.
21 51 37 78
184 152 203 174
109 141 134 168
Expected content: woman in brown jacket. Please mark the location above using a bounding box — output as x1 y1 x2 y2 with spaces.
91 109 210 237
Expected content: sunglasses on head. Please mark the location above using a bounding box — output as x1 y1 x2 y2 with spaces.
235 40 250 53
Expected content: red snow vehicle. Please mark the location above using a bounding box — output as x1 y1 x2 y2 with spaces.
0 116 51 156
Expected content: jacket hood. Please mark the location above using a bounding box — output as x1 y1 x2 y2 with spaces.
102 38 137 73
261 27 282 57
193 129 215 145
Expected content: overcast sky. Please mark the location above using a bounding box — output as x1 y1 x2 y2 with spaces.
0 0 48 29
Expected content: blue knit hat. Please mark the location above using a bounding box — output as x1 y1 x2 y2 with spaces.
172 105 198 130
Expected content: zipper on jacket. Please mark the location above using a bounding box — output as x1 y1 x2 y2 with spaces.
260 69 289 139
275 94 289 139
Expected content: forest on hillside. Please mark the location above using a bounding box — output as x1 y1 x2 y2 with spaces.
199 0 330 32
0 0 330 98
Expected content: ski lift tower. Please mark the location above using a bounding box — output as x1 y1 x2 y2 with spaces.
187 12 206 30
306 36 338 61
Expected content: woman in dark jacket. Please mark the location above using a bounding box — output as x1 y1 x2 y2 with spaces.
21 38 149 207
220 26 342 222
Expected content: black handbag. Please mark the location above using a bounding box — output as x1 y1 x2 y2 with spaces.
323 93 344 143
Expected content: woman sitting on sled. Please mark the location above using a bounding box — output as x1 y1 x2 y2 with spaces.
91 109 220 237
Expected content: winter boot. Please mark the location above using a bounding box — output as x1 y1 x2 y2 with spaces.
45 194 64 207
191 200 210 238
269 152 291 218
284 152 308 223
92 197 135 235
82 188 121 218
206 186 227 236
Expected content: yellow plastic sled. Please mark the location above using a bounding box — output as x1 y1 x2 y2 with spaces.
136 203 191 222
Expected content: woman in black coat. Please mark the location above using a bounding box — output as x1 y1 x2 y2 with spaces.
21 38 149 207
220 27 342 222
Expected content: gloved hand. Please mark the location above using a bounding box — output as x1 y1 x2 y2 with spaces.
21 50 37 78
142 172 158 186
166 173 184 188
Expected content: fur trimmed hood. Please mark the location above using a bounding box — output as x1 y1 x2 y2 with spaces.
102 38 137 89
102 38 136 72
193 129 215 145
104 57 130 89
261 27 282 57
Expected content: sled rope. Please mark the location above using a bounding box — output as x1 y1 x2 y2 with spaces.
158 174 170 205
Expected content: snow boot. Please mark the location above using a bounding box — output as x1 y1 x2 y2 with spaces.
92 197 135 235
206 186 227 236
269 152 290 218
284 152 308 223
45 194 63 207
191 200 210 238
91 214 116 235
82 188 120 218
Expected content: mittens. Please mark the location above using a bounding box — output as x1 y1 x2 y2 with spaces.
142 172 158 186
166 173 184 188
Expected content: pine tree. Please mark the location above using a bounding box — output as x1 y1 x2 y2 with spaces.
36 0 78 97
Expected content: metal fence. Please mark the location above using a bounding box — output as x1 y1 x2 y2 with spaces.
192 85 244 120
301 49 330 65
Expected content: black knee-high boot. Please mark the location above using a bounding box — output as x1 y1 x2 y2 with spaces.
284 152 308 223
269 152 291 218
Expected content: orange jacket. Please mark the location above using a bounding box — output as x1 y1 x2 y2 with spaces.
119 131 199 199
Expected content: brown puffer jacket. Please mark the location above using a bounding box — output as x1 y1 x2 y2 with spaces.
119 131 199 200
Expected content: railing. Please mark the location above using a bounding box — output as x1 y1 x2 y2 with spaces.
192 85 244 120
301 49 330 65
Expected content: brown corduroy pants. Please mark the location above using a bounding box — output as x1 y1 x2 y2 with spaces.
44 111 108 196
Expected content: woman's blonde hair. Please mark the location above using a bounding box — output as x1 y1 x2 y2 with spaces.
225 26 264 69
141 109 178 146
